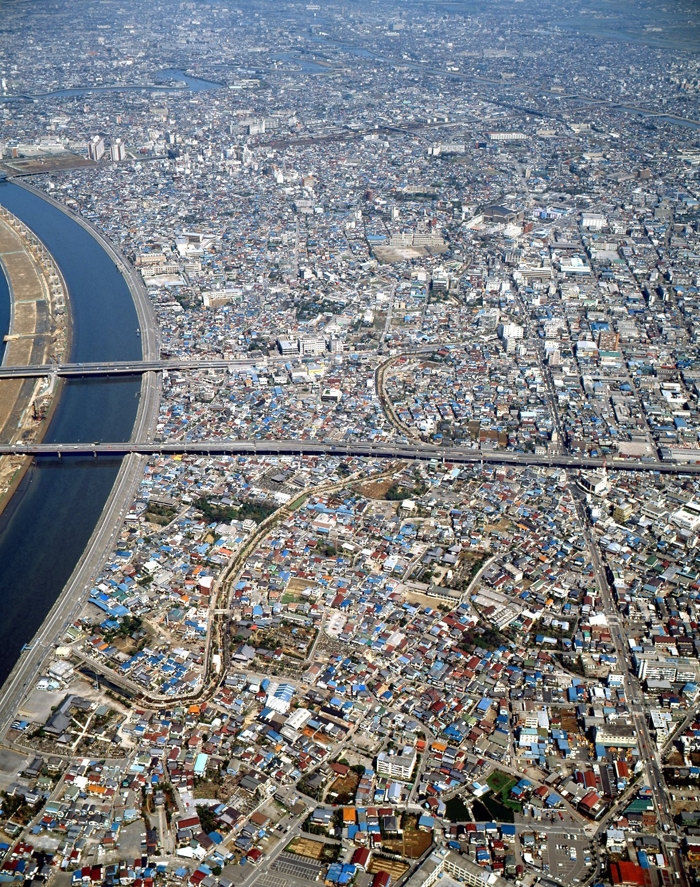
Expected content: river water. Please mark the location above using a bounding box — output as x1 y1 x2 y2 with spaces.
0 262 9 364
0 182 141 685
0 68 222 103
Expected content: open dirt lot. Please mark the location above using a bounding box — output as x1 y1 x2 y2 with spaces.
367 857 410 879
285 837 329 861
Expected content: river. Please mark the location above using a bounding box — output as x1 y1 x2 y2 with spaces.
0 182 141 685
0 68 222 103
0 260 9 364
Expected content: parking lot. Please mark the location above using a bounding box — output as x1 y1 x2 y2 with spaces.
542 833 593 885
253 858 323 887
270 852 323 881
254 876 290 887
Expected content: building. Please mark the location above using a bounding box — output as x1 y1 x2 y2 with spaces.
429 143 466 156
671 500 700 532
404 850 510 887
431 269 449 293
498 323 524 342
581 213 607 230
634 654 684 682
609 861 647 886
578 790 607 820
298 335 326 356
592 725 639 748
351 848 371 871
579 471 610 496
483 205 524 223
87 136 105 161
613 501 635 523
444 852 510 887
277 338 298 356
286 707 312 731
376 746 417 780
388 231 446 250
111 138 126 161
321 388 342 403
486 132 527 142
265 681 294 714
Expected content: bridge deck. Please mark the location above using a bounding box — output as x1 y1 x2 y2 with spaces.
0 439 694 474
0 357 263 378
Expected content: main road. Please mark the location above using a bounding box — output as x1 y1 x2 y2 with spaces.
570 485 677 852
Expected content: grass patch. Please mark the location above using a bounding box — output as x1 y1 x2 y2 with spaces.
486 770 516 794
382 814 434 858
281 591 301 604
195 496 276 525
327 769 360 806
484 770 523 815
385 482 427 501
145 501 177 525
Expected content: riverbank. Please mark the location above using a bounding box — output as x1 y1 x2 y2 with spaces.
15 181 159 394
0 206 71 513
15 180 162 452
0 180 160 725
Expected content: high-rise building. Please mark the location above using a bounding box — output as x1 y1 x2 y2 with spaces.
87 135 105 161
111 138 126 161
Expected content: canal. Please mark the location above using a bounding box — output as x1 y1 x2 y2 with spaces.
0 181 141 685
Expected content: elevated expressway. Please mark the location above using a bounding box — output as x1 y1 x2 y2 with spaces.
0 438 696 475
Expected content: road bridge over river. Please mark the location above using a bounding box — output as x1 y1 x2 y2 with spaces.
0 342 450 379
1 438 698 474
0 356 265 378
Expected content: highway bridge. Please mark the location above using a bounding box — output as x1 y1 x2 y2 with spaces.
0 356 267 379
1 438 697 474
0 343 447 379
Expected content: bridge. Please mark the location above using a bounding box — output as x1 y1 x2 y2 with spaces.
0 343 447 379
1 438 697 474
0 356 268 379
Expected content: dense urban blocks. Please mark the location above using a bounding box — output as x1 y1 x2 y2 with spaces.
0 0 699 885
